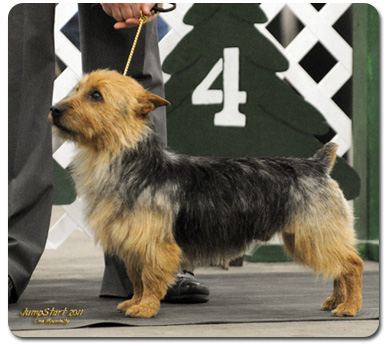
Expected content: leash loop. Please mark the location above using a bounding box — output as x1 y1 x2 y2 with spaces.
151 3 176 13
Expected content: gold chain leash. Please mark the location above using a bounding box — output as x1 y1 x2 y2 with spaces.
123 11 148 76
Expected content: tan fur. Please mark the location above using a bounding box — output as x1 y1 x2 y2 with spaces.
282 178 363 316
50 69 168 154
85 171 181 318
80 168 182 318
112 206 181 318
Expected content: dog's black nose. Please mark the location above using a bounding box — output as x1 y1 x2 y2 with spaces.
50 104 66 119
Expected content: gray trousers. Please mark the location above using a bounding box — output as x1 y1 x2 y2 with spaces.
8 3 166 301
8 4 56 301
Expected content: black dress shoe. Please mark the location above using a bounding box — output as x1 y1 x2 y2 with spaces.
162 271 210 304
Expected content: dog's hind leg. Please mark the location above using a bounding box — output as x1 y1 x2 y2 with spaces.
282 227 363 316
282 182 363 316
321 277 346 311
330 252 363 316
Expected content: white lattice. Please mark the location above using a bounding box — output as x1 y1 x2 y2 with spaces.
257 3 352 156
52 3 82 104
48 4 89 249
48 3 354 249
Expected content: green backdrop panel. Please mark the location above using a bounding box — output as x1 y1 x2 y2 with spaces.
163 4 360 200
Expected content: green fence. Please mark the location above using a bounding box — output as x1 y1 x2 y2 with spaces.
352 4 379 261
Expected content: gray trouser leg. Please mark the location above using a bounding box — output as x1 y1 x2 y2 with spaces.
78 4 167 297
8 4 55 301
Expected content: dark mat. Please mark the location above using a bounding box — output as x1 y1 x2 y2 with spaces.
9 271 379 331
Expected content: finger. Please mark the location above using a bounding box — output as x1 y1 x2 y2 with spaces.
127 3 141 18
113 21 137 29
124 18 141 26
112 7 125 22
101 3 113 17
140 3 155 16
119 5 134 21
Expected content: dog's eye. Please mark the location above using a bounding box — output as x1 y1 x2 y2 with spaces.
90 90 103 102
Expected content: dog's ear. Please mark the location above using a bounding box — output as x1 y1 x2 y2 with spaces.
136 91 170 116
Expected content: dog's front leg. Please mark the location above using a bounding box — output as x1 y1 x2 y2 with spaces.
125 241 182 318
118 266 144 312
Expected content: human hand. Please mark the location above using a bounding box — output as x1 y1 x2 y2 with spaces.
101 3 158 29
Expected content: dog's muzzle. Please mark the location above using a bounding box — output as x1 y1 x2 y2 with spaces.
50 103 67 120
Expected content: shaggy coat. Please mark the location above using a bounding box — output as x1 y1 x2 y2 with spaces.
50 69 363 318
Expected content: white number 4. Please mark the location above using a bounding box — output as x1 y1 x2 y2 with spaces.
192 47 247 127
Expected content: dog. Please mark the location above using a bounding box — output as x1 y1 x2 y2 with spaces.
50 69 363 318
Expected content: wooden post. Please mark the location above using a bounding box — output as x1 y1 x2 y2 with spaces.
352 4 379 260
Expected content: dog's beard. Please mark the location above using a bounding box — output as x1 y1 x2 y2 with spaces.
51 119 76 140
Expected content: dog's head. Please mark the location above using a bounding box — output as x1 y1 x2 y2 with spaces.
49 69 169 152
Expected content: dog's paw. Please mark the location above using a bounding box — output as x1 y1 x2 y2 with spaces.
322 295 343 311
332 302 359 317
125 304 159 318
118 299 138 312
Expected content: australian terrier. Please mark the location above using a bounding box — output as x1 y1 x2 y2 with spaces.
50 69 363 318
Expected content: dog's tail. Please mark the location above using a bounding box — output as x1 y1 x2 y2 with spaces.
313 142 338 174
